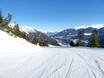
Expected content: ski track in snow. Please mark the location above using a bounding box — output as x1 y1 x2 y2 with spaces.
1 29 104 78
0 48 104 78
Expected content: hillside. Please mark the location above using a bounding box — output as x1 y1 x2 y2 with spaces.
0 30 104 78
0 30 41 53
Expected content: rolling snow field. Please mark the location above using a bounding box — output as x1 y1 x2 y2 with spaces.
0 30 104 78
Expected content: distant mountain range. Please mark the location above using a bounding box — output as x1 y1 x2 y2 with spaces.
48 25 104 47
19 26 59 46
45 32 58 36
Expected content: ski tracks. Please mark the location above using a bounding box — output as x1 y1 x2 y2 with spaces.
73 49 104 78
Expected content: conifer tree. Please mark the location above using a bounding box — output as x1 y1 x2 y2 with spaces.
13 24 21 37
7 13 12 23
45 40 48 46
1 21 9 29
70 41 73 46
0 12 12 29
0 10 3 24
78 30 84 46
89 29 99 47
33 38 39 45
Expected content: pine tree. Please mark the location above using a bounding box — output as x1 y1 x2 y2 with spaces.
0 10 3 24
89 29 99 47
7 13 12 23
1 12 12 29
34 38 39 45
78 30 84 46
13 24 21 37
1 21 9 29
70 41 74 46
21 32 27 39
44 40 48 46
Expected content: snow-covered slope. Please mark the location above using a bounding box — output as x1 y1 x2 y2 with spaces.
0 30 41 54
0 30 104 78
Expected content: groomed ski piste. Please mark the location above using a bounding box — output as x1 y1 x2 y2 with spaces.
0 30 104 78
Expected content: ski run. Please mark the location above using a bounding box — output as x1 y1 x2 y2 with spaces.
0 30 104 78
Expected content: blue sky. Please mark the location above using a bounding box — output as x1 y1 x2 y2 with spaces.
0 0 104 31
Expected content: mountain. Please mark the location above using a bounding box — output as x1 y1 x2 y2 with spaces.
52 25 104 47
45 32 58 36
20 26 37 34
19 26 59 46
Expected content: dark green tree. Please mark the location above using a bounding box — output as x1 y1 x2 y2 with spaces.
7 13 12 23
32 38 40 45
20 32 27 39
78 30 84 46
0 10 3 24
45 40 48 46
1 21 9 29
89 29 99 48
70 41 74 46
0 12 12 29
13 24 21 37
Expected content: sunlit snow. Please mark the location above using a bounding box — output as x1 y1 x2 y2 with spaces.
0 30 104 78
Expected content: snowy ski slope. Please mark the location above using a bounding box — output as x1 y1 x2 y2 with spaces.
0 30 104 78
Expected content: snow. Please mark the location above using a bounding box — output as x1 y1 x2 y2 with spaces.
8 23 16 28
0 30 104 78
76 24 104 29
0 30 41 55
48 44 59 48
9 23 37 34
84 33 92 36
20 26 37 34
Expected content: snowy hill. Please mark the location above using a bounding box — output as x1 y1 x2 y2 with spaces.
0 30 41 53
0 30 104 78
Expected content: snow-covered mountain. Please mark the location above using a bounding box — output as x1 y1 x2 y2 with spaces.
0 30 104 78
45 32 58 36
52 25 104 47
20 26 37 34
75 24 104 29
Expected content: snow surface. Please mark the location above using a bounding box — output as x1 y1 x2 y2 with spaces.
0 30 41 55
0 30 104 78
